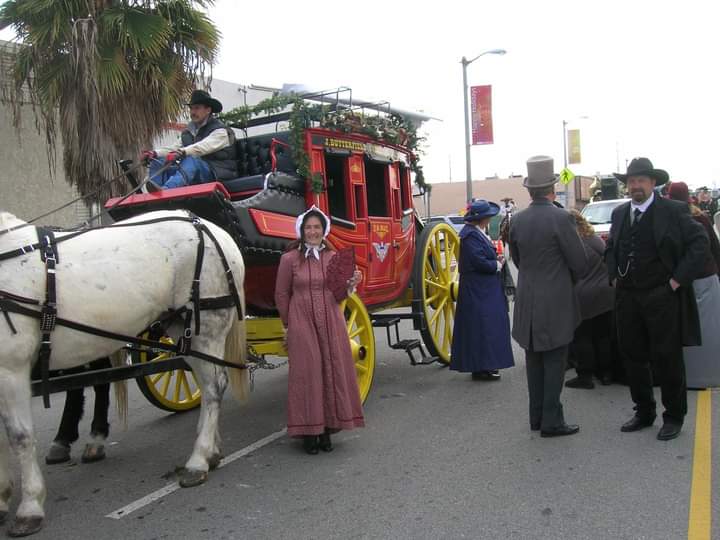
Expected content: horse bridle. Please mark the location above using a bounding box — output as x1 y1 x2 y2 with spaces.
0 212 246 408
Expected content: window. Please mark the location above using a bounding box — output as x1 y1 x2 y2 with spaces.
399 163 411 211
325 153 348 220
364 158 389 217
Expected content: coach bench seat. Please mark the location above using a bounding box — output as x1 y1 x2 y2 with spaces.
220 174 266 196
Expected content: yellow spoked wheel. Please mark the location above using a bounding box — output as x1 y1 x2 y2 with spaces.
134 335 202 412
412 222 460 365
341 293 376 404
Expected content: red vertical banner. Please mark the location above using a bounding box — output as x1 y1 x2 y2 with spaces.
471 85 494 145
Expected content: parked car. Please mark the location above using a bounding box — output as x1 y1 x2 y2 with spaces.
427 214 465 234
580 198 626 242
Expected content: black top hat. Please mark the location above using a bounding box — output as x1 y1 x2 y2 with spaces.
614 157 669 186
187 90 223 113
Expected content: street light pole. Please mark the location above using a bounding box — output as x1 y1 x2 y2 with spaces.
461 48 506 204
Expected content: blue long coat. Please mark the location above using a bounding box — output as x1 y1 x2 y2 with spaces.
450 225 515 372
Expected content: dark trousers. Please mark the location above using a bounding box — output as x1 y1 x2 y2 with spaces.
615 286 687 423
525 345 568 430
53 358 111 445
570 311 613 378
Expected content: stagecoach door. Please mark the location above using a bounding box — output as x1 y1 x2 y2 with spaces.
363 156 396 291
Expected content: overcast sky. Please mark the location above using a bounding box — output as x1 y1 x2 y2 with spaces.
1 0 716 188
209 0 719 188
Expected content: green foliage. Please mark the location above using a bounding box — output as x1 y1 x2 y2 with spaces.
220 94 430 194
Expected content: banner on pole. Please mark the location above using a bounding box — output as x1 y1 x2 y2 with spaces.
471 85 494 145
568 129 581 164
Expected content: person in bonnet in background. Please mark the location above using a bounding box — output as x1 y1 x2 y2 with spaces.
666 181 720 388
450 200 514 381
275 206 364 454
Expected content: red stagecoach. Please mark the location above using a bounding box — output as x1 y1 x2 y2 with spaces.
105 92 460 408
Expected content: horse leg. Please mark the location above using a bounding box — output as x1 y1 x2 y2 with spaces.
0 425 11 525
81 380 110 464
46 387 84 465
178 358 228 488
0 370 45 537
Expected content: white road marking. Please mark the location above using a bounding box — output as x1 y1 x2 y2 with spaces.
105 428 287 519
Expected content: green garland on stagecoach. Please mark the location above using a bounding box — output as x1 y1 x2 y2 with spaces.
220 94 429 194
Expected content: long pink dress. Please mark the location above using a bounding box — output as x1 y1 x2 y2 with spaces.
275 248 365 437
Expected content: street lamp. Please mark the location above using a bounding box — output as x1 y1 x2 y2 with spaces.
561 115 589 209
462 48 506 203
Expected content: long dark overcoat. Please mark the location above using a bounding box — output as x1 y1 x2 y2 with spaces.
450 225 514 372
605 197 707 345
508 199 588 352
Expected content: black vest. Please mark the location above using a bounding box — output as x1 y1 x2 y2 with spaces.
181 116 238 180
616 203 669 289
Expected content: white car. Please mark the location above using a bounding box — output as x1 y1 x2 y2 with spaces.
581 199 627 243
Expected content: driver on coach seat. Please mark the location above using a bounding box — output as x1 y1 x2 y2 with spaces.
141 89 237 192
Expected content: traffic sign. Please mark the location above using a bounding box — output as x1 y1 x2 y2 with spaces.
560 167 575 185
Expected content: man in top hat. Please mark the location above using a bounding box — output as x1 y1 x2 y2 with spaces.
142 89 237 191
508 155 588 437
606 157 707 440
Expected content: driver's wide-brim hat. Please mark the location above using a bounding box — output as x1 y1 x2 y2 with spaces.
187 89 223 113
523 155 558 189
614 157 669 186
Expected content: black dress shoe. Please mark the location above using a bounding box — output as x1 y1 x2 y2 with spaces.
565 376 595 389
599 372 613 386
472 370 501 381
657 422 682 441
302 436 319 455
621 414 656 432
318 432 333 452
540 423 580 438
530 423 540 431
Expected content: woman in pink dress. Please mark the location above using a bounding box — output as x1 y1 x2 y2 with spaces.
275 206 364 454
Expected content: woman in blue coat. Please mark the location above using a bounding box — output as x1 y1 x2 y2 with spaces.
450 199 515 380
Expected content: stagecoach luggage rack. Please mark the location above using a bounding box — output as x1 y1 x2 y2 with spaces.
371 316 438 366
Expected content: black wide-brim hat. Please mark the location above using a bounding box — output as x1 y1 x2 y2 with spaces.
187 89 223 113
614 157 669 186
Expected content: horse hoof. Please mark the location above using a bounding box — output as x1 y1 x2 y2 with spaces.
208 453 224 471
8 515 43 537
45 442 71 465
179 469 208 488
81 444 106 463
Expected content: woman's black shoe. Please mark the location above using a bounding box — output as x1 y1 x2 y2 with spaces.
303 436 319 455
319 432 333 452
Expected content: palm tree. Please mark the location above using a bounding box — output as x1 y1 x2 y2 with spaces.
0 0 220 203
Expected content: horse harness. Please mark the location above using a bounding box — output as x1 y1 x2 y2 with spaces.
0 213 246 408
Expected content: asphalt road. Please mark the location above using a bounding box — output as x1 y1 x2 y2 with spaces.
6 318 719 540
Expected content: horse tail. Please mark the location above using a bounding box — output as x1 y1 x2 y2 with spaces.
109 351 128 429
225 268 249 404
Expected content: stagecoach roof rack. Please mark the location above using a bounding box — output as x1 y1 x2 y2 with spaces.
246 84 440 127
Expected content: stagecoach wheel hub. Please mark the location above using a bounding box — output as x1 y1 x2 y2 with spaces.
450 280 459 302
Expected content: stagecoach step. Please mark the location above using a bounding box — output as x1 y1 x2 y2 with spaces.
372 317 402 328
391 339 438 366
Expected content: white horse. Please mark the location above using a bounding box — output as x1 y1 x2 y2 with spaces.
0 210 248 537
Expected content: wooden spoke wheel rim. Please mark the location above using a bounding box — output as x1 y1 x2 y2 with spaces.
134 335 202 412
413 223 460 365
341 294 376 404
